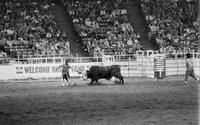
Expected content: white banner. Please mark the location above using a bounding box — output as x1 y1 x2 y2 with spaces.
14 62 102 79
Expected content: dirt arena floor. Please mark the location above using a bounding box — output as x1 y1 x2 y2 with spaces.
0 76 199 125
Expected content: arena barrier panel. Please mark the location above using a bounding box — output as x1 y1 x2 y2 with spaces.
0 53 200 80
0 64 15 80
13 62 102 80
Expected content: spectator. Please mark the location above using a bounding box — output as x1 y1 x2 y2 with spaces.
0 50 7 63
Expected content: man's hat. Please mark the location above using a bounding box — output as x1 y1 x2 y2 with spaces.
186 53 191 59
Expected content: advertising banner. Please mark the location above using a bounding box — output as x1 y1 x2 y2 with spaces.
14 62 101 79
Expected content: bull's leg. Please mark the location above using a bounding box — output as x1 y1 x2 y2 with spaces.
120 75 124 84
113 74 124 85
95 79 100 85
89 79 95 85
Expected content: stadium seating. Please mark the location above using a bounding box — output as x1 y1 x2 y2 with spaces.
0 0 198 64
140 0 199 53
63 0 143 56
0 0 70 60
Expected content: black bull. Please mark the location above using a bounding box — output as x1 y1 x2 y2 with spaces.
82 65 124 85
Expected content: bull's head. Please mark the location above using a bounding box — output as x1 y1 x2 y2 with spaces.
81 70 89 80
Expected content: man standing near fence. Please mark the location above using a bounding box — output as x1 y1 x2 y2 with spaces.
184 52 199 84
56 59 74 87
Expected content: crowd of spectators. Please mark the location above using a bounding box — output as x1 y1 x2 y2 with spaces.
64 0 143 57
141 0 199 54
0 0 70 59
1 0 197 61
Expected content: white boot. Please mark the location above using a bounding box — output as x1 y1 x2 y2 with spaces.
70 82 75 86
60 79 66 87
68 80 75 86
61 82 66 87
67 81 72 87
184 81 188 84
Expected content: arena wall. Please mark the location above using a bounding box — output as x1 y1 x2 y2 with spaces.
0 56 199 80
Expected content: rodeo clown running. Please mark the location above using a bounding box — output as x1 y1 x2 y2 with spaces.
184 52 199 84
56 59 80 87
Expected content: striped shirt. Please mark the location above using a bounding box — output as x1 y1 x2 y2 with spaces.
60 64 71 75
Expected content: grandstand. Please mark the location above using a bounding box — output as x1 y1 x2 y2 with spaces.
0 0 70 63
0 0 199 64
141 0 199 53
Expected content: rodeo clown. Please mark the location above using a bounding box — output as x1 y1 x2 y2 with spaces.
56 59 81 87
184 52 199 84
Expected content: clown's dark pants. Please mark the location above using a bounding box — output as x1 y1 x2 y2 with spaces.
185 68 197 82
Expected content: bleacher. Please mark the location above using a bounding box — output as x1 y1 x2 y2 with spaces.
64 0 143 57
0 0 199 64
140 0 199 53
0 0 70 63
